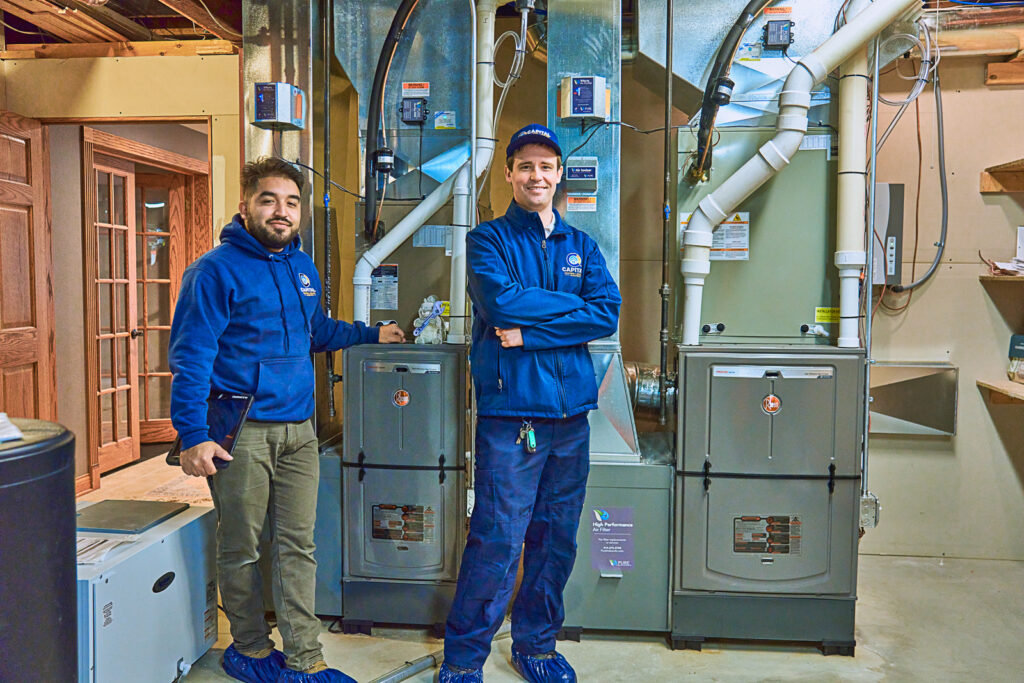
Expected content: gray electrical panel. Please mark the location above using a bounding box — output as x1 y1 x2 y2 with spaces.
340 344 467 632
674 346 864 655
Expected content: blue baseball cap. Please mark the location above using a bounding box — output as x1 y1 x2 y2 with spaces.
506 123 562 159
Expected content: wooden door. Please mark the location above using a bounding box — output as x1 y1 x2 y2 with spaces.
135 172 185 442
0 112 56 421
87 155 139 472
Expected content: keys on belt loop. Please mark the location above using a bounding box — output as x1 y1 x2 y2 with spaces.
516 420 537 454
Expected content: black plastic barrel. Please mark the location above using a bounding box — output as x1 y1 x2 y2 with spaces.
0 419 76 682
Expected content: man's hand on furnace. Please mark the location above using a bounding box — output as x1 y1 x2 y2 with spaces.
495 327 523 348
379 323 407 343
181 440 232 477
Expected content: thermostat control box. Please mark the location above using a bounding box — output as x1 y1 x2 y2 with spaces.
559 75 609 120
254 82 306 130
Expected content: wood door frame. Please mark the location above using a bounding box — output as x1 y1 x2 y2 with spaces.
76 122 212 494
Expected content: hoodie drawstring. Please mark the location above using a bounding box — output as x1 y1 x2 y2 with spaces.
268 260 291 353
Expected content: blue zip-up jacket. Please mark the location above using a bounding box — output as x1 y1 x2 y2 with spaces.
169 215 378 449
467 201 621 418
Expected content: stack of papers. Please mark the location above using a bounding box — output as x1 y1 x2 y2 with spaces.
76 536 138 565
992 261 1024 275
0 413 24 443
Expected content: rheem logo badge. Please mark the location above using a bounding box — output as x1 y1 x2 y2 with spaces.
762 394 781 415
393 390 410 408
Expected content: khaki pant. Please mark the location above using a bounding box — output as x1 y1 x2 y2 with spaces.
208 419 322 671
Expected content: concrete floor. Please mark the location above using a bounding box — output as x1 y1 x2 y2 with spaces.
89 458 1024 682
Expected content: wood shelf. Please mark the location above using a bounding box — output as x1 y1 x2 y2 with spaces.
980 274 1024 282
980 158 1024 193
977 379 1024 404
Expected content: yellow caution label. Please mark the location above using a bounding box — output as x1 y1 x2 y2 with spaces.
440 301 451 316
815 307 840 324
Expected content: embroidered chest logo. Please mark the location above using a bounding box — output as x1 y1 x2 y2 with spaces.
298 273 317 297
561 252 583 278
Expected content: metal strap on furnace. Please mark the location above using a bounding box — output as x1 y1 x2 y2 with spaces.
345 451 459 484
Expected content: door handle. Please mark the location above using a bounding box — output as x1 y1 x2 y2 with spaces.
130 329 141 339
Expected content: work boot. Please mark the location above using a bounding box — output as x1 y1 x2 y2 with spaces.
222 644 287 683
510 648 576 683
275 660 356 683
437 660 484 682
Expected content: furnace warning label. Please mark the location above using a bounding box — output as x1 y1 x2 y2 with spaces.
591 507 634 571
679 212 749 261
372 504 436 543
733 515 801 555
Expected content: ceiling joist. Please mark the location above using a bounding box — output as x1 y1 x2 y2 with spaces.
0 0 129 42
155 0 240 44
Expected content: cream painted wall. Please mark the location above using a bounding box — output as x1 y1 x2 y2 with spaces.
2 55 241 231
862 57 1024 560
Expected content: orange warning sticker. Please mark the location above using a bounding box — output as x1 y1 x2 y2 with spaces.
762 394 781 415
764 6 792 14
567 195 598 212
393 389 410 407
402 81 430 97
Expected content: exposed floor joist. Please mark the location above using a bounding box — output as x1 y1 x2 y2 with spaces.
0 0 128 42
155 0 240 44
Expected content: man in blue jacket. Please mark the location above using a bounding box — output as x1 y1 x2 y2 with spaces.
439 125 621 683
169 158 404 683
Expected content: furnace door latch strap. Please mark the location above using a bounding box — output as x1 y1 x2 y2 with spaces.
344 451 460 483
681 461 858 493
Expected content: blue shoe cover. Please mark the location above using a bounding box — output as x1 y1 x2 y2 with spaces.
510 648 576 683
438 661 484 683
275 666 357 683
222 644 286 683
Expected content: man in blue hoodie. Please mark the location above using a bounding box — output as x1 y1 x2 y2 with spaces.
439 125 621 683
169 158 404 683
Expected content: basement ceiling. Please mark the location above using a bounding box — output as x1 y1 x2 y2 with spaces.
0 0 241 56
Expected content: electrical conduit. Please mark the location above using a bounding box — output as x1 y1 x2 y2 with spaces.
679 0 919 346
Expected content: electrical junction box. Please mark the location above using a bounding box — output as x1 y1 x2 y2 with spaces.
560 75 609 120
763 20 794 51
401 97 429 124
565 157 599 194
871 183 904 286
253 82 306 130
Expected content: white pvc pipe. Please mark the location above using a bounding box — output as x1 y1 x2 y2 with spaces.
448 164 473 343
835 0 872 348
679 0 918 346
475 0 498 175
443 0 497 343
354 166 464 324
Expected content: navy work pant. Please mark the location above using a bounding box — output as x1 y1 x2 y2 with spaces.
443 413 590 670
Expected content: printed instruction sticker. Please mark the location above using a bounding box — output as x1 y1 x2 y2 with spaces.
434 111 456 130
815 307 840 323
591 507 635 571
800 134 832 160
567 195 598 212
413 224 452 249
764 6 793 14
734 515 802 555
372 504 437 543
370 264 399 310
680 212 750 261
402 81 430 98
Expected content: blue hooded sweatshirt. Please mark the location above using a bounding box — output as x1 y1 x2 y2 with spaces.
467 201 621 418
169 215 378 449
